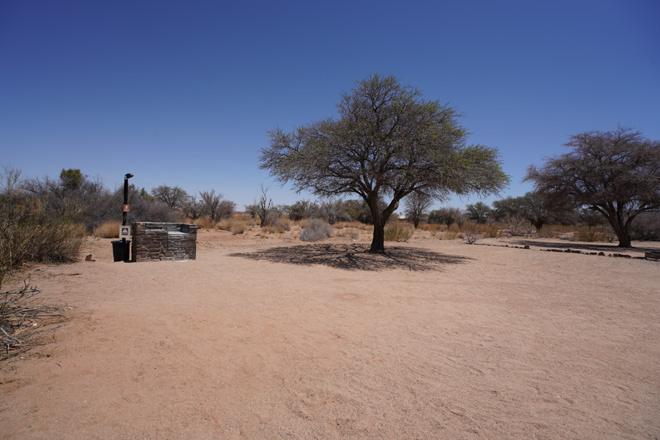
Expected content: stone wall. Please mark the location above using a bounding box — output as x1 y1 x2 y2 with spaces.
132 222 197 262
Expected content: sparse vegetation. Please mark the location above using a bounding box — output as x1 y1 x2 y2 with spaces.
384 222 414 242
300 219 334 242
93 221 121 238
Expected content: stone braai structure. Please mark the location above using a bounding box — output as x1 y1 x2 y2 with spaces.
131 222 197 262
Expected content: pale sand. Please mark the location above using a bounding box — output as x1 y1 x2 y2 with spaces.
1 229 659 439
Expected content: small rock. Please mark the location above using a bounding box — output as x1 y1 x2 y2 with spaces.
85 254 95 262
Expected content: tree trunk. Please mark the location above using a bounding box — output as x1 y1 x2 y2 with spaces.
605 213 632 248
369 222 386 253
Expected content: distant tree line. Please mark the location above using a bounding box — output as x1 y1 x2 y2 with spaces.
1 167 236 234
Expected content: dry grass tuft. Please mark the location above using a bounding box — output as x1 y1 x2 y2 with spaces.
194 216 216 229
384 222 414 242
93 221 121 238
335 221 371 231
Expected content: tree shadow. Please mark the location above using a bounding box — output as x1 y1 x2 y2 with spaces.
512 239 657 254
230 243 472 271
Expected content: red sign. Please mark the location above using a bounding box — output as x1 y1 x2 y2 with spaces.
123 204 130 212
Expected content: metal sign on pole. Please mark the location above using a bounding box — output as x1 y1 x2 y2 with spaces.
119 225 131 239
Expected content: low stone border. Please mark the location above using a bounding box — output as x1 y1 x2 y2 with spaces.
475 243 656 261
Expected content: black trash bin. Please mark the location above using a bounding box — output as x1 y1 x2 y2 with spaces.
111 240 131 262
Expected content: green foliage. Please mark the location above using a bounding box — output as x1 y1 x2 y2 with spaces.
151 185 189 210
492 192 553 231
428 207 464 227
286 199 319 221
59 168 83 190
465 202 491 224
525 127 660 247
261 74 508 252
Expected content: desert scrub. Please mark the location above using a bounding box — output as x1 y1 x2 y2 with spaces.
300 219 334 241
230 221 247 235
337 228 360 240
1 196 85 267
384 222 414 242
193 216 216 229
262 218 291 234
577 226 613 242
335 221 371 231
93 221 121 238
416 223 441 235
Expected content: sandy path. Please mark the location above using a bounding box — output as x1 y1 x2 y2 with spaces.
1 232 659 439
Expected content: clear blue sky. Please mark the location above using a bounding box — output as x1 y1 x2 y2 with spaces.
1 0 659 212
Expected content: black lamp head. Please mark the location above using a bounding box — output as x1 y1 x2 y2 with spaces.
125 173 134 179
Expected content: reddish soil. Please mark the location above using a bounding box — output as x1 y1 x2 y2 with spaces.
1 230 659 439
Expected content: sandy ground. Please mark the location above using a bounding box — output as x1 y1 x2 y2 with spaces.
1 228 659 439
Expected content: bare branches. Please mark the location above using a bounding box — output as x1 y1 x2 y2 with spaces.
1 282 65 358
261 74 509 252
525 127 660 247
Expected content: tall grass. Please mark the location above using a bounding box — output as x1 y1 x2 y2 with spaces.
384 222 414 242
93 221 121 238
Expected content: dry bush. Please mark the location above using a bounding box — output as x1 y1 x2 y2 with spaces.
476 223 500 238
384 222 414 242
1 198 85 267
631 211 660 241
440 230 460 240
93 221 121 238
337 228 360 240
416 223 442 235
300 219 334 241
577 226 614 242
538 224 577 238
193 216 216 229
261 217 291 234
230 221 247 235
216 218 232 231
335 221 371 231
1 282 65 360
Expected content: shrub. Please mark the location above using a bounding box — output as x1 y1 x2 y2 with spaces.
230 221 247 235
261 217 291 234
630 211 660 241
300 219 334 241
93 221 121 238
194 216 216 229
1 196 84 271
384 222 414 242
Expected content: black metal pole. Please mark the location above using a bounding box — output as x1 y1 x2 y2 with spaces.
122 177 129 227
122 173 133 261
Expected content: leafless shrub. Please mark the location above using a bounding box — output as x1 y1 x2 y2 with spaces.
463 222 480 244
1 282 65 359
300 219 334 241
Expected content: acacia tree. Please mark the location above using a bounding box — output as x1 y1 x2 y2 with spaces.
465 202 491 224
404 192 432 228
151 185 189 210
428 207 463 227
492 192 550 231
525 127 660 247
261 74 509 253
